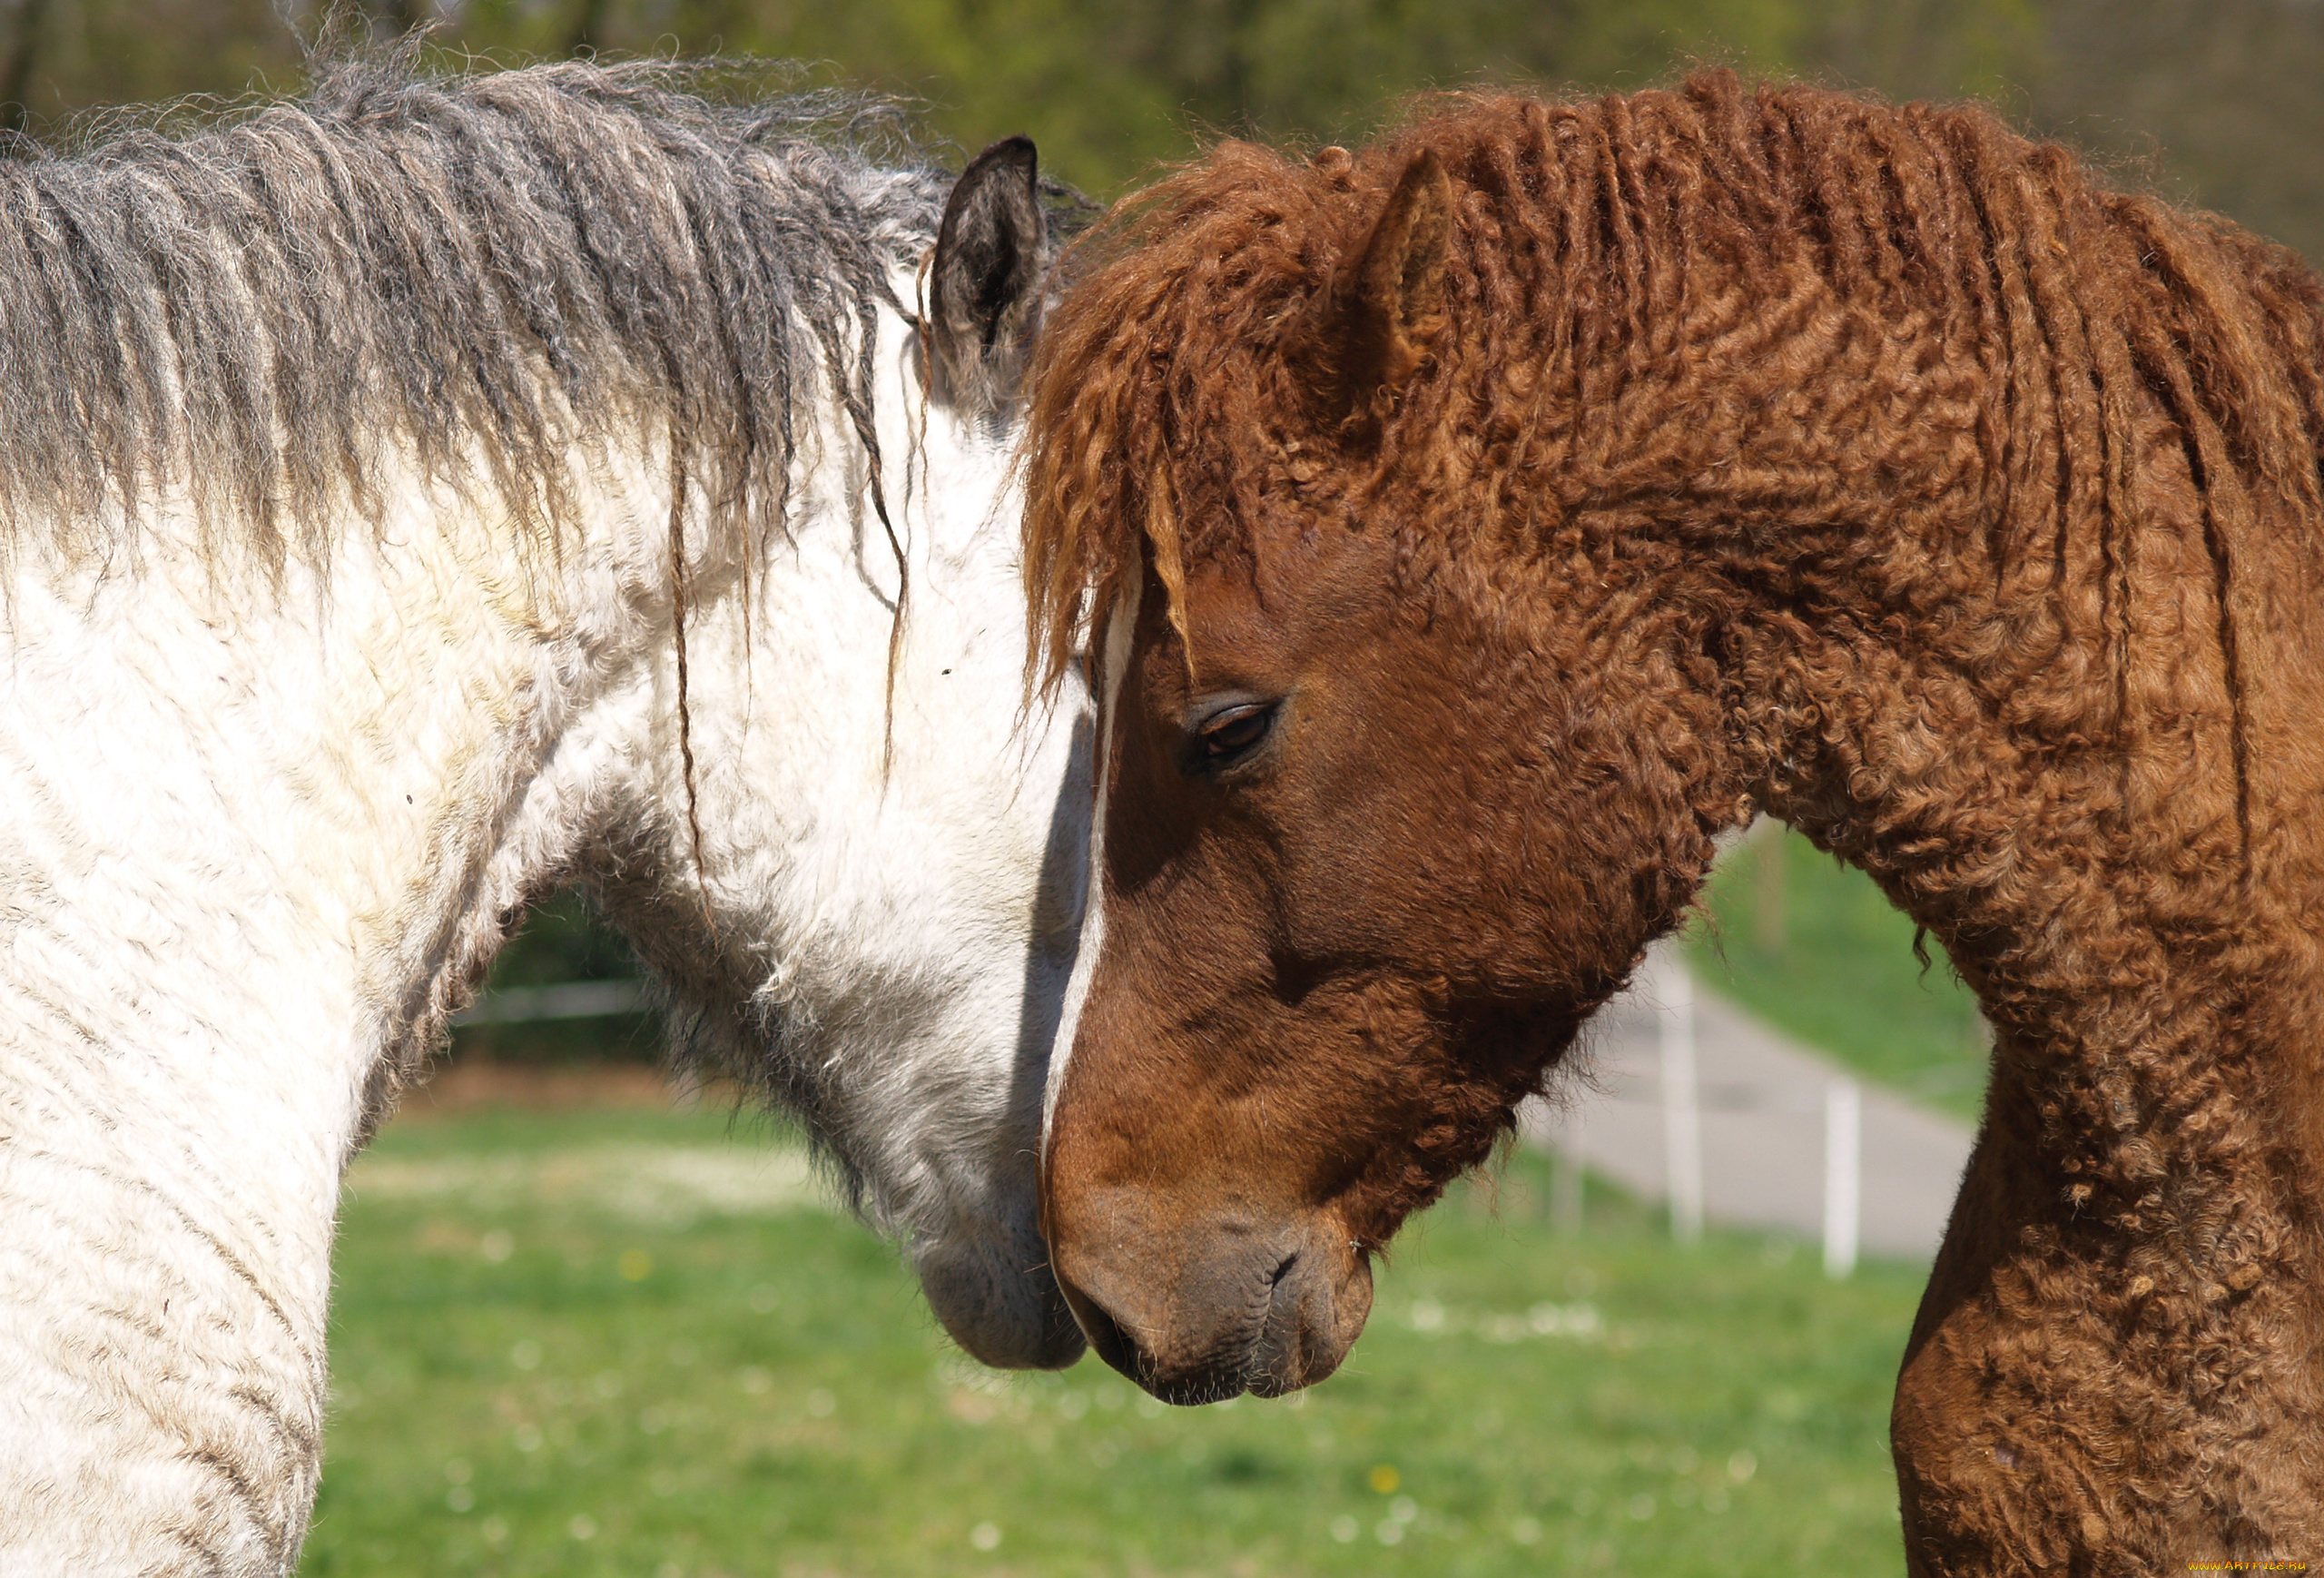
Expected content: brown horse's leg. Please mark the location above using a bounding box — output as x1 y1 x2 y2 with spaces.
1895 1105 2074 1578
1894 1056 2324 1576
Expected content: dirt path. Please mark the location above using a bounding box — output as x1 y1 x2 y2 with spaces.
1525 941 1977 1261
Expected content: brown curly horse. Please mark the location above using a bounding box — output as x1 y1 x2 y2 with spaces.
1022 71 2324 1575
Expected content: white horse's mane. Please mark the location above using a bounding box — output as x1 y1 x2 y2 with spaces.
0 47 959 567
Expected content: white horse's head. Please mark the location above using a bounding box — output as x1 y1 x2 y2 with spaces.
0 68 1098 1566
584 139 1090 1368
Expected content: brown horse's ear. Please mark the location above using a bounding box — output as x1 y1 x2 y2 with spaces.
1294 148 1455 436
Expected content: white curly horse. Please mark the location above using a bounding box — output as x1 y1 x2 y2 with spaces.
0 57 1088 1573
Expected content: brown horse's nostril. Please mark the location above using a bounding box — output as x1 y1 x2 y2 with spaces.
1067 1283 1140 1379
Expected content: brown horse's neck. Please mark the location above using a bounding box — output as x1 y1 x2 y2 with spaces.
1665 310 2324 1558
1697 363 2324 1185
1725 467 2324 1176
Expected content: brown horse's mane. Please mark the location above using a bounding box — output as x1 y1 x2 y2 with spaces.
1023 72 2324 846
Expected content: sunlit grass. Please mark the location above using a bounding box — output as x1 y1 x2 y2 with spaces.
303 1103 1925 1577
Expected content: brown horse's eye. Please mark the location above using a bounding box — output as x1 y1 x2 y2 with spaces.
1187 701 1277 774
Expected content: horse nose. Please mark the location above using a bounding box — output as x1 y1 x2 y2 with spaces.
1049 1202 1374 1405
1060 1278 1140 1379
1054 1250 1275 1405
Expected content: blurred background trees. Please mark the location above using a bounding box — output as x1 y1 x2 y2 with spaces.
7 0 2314 1062
3 0 2323 252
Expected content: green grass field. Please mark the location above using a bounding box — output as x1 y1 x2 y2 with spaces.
1687 826 1991 1120
303 1101 1926 1577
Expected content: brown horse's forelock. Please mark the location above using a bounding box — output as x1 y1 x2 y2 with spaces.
1026 72 2324 840
1022 138 1337 695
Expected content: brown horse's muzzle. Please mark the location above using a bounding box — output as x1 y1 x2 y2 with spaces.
1044 1179 1375 1404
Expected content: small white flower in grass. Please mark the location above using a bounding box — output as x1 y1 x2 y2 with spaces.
1057 1390 1088 1420
1728 1449 1758 1484
1510 1515 1541 1544
805 1387 836 1417
1374 1520 1404 1545
446 1485 474 1514
1409 1297 1445 1334
1330 1516 1359 1543
738 1366 772 1396
1390 1495 1418 1524
478 1516 509 1548
568 1514 598 1541
655 1564 684 1578
969 1522 1001 1552
513 1424 543 1454
479 1230 514 1264
592 1371 623 1400
1529 1300 1602 1337
510 1340 541 1372
443 1459 472 1484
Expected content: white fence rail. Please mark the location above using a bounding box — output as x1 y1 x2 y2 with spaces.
451 981 650 1026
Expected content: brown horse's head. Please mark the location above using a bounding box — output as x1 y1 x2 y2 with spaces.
1024 106 1750 1402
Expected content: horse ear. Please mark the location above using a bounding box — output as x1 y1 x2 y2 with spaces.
1295 148 1455 435
928 135 1049 415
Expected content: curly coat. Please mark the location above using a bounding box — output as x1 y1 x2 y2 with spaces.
1026 71 2324 1573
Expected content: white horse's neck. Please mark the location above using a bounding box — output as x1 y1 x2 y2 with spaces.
0 299 1083 1567
0 429 699 1562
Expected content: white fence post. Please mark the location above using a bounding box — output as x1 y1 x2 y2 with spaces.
1824 1076 1861 1279
1552 1111 1585 1236
1656 946 1704 1246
